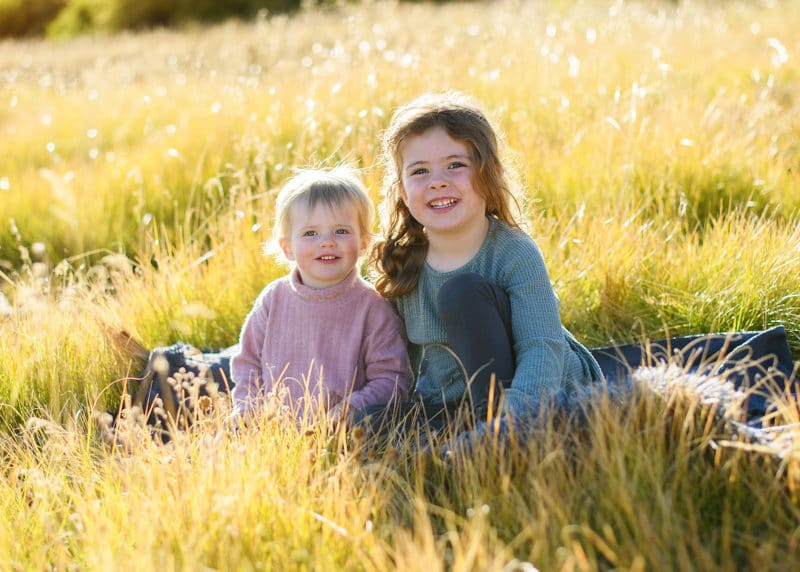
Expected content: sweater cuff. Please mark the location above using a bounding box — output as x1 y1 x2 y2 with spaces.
500 388 535 418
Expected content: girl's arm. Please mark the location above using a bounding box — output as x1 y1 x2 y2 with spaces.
230 291 270 417
500 240 567 415
342 303 413 413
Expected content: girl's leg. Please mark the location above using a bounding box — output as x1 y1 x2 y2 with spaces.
436 273 514 418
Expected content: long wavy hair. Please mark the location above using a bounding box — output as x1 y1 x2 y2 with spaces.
370 91 521 299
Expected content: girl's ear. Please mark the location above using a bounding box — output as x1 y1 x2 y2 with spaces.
398 183 408 202
359 232 372 255
279 237 295 261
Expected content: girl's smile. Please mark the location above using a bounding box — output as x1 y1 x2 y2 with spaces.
429 198 459 209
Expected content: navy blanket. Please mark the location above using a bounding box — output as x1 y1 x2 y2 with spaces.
137 326 797 428
589 325 798 420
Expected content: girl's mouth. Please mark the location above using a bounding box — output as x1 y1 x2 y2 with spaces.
428 198 458 209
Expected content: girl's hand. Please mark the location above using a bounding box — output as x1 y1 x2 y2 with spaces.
327 403 353 431
222 413 244 434
213 414 242 444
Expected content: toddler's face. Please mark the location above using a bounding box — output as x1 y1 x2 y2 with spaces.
280 200 367 289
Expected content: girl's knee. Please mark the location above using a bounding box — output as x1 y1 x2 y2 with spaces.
437 273 510 320
437 273 490 316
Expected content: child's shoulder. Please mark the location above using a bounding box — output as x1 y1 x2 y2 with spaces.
351 276 405 330
489 218 541 256
254 272 293 301
353 274 386 298
352 275 396 306
267 272 293 290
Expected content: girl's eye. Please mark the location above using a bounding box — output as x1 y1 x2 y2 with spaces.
448 161 466 169
302 230 317 237
411 167 428 176
334 228 349 235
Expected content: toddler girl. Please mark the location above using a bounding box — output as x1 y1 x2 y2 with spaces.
230 167 412 427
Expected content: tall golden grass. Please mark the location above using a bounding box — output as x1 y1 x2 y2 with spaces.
1 1 799 569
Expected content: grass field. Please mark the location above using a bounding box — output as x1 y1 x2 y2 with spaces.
1 0 799 569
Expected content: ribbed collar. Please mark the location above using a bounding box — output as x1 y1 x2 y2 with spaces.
287 266 360 303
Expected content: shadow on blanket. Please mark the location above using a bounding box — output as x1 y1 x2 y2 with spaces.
122 326 798 442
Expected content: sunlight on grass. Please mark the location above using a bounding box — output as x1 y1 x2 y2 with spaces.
1 0 799 569
2 371 798 570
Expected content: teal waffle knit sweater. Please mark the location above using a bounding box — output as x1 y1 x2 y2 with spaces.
394 217 604 416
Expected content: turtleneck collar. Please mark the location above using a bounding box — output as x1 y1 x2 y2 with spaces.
287 266 361 303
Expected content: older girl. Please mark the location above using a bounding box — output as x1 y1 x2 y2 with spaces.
366 92 603 433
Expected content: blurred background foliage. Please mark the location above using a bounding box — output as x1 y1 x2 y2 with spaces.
0 0 319 38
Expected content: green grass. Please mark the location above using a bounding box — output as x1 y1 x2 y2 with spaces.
1 0 799 569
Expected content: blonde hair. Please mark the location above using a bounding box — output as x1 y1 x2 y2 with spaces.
271 166 374 260
370 91 521 298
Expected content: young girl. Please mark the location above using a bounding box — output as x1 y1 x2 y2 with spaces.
229 167 412 428
366 91 603 433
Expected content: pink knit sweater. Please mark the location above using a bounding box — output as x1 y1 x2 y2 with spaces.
230 267 412 420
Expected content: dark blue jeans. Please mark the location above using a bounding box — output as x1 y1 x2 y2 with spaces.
353 273 515 437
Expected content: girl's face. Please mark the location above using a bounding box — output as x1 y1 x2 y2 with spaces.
399 127 487 240
279 200 368 289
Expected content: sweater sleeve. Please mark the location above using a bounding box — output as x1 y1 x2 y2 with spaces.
343 300 412 411
230 288 270 417
499 239 567 416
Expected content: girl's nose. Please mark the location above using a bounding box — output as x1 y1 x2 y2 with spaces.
429 169 448 190
320 232 336 246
